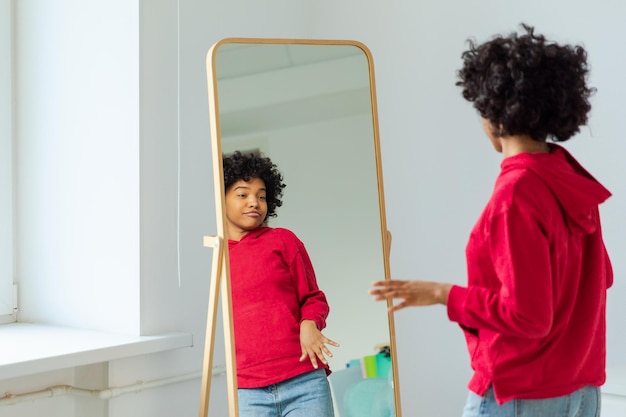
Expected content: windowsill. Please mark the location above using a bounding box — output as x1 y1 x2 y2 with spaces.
0 322 193 380
604 365 626 397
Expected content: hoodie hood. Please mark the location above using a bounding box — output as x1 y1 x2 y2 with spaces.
501 144 611 233
228 226 270 246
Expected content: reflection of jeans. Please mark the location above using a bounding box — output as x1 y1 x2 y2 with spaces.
461 385 600 417
238 369 335 417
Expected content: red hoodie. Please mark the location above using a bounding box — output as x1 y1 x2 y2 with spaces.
447 144 613 404
228 226 330 388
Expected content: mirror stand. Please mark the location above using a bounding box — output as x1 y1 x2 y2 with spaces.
199 235 238 416
199 38 402 417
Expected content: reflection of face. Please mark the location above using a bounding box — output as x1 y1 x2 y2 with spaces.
225 178 268 240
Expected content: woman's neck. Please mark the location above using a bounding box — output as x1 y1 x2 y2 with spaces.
500 135 549 158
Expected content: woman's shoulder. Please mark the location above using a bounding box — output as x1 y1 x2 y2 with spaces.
263 228 308 259
266 227 301 241
490 162 559 222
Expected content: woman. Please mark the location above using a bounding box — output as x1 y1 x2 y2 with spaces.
370 24 612 417
223 150 339 417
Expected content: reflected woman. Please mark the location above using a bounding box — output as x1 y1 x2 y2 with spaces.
223 151 339 417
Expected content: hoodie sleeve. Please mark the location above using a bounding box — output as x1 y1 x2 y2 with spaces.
448 197 555 339
284 233 329 330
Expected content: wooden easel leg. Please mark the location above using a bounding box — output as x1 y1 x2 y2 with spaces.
221 263 239 415
199 236 223 417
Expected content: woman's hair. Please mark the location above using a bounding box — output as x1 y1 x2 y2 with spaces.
222 150 286 219
456 23 595 142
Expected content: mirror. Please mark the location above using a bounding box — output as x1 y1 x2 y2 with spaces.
200 38 401 417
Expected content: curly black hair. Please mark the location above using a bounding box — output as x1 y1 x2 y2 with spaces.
222 150 286 219
456 23 595 142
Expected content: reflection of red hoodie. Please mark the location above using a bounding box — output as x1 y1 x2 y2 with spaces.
228 226 330 388
447 144 613 404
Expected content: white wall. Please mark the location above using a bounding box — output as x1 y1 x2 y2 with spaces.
0 0 14 318
5 1 625 417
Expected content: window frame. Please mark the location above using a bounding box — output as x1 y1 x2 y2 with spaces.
0 0 16 323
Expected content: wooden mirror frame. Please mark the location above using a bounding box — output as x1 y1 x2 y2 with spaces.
199 38 400 417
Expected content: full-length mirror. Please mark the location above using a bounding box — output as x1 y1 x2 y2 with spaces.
200 38 401 417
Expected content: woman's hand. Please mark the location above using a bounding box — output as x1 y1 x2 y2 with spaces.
369 280 452 312
299 320 340 369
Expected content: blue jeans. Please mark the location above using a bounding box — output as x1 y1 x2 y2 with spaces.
461 386 600 417
238 369 335 417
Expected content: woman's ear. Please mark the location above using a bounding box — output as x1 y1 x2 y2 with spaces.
482 118 500 137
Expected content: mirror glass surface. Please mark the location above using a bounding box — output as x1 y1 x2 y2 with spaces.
211 40 398 416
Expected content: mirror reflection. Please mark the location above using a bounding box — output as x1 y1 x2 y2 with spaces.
212 40 398 417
